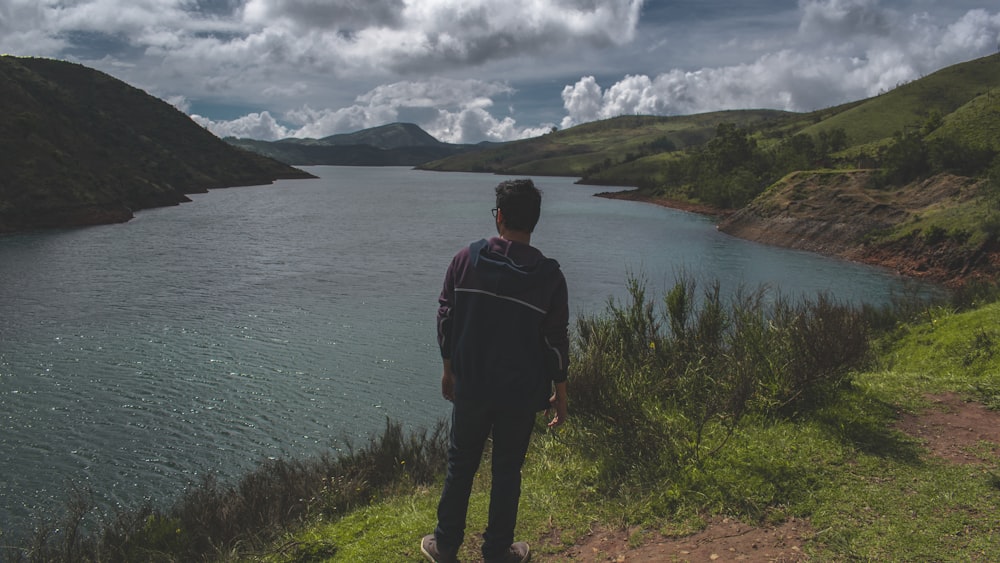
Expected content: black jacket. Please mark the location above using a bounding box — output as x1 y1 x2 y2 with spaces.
437 237 569 411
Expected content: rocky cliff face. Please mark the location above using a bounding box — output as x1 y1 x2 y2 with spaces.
0 56 314 234
717 171 997 286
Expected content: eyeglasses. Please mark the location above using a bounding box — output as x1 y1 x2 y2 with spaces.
491 208 499 218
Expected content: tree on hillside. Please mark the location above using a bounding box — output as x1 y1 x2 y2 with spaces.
980 156 1000 242
706 124 757 172
986 157 1000 210
928 137 995 177
653 124 853 208
817 128 848 154
875 130 997 188
920 109 944 136
773 134 818 172
875 131 931 187
682 123 770 207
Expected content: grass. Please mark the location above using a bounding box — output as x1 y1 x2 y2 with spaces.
815 454 1000 558
10 279 1000 561
873 301 1000 408
930 90 1000 151
799 53 1000 147
869 193 993 249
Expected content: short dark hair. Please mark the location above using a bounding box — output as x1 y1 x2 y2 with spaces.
495 179 542 233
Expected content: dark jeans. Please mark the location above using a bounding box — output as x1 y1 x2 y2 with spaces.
434 399 536 559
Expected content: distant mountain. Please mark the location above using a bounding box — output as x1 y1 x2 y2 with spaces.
0 56 314 234
226 123 487 166
314 122 445 149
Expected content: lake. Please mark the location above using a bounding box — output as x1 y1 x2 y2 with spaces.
0 166 925 538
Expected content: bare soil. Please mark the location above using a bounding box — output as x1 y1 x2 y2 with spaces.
556 517 810 562
716 171 998 287
601 171 1000 287
894 392 1000 465
548 394 1000 562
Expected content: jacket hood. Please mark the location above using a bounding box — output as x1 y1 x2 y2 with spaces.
469 238 560 295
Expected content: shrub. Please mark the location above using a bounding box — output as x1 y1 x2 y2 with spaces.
565 275 873 492
10 419 447 562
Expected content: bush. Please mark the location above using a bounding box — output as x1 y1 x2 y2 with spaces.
10 419 448 562
565 275 873 492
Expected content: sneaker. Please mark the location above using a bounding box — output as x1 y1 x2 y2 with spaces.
421 534 459 563
484 541 530 563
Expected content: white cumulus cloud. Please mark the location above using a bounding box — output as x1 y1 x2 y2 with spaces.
196 78 552 142
192 110 291 140
560 2 1000 129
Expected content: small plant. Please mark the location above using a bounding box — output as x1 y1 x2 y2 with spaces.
963 328 997 367
923 225 948 245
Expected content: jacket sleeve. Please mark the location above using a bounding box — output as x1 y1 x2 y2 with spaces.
437 256 457 360
542 271 570 382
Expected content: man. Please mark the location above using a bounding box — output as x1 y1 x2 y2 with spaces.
422 178 569 563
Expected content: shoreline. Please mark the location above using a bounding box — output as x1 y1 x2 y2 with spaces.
594 189 733 219
593 187 991 288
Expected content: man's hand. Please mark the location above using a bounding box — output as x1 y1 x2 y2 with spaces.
441 360 455 402
546 381 567 428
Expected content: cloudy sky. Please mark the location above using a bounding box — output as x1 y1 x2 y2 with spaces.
2 0 999 143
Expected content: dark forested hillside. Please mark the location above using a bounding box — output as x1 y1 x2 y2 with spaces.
0 56 314 233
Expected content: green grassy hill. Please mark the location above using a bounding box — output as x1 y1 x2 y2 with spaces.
419 111 792 177
928 90 1000 151
800 53 1000 147
0 56 313 233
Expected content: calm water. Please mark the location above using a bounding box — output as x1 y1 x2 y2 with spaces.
0 166 924 538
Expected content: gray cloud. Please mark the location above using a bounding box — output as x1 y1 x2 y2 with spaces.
798 0 892 40
3 0 997 144
242 0 405 31
29 0 644 75
325 0 644 73
0 0 64 53
560 2 1000 129
1 0 644 116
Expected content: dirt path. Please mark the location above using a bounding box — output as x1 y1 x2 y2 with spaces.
895 393 1000 465
550 393 1000 562
559 517 810 562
